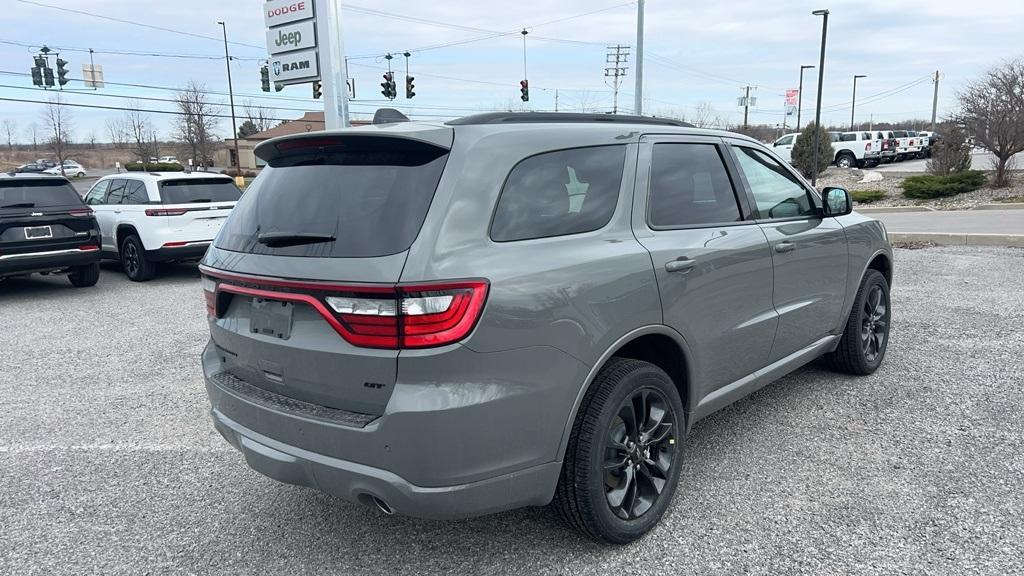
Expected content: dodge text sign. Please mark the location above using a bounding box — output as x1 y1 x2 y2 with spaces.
269 48 320 83
264 0 314 28
266 20 317 55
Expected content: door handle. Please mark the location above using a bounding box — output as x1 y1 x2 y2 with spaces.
665 258 696 273
774 241 796 253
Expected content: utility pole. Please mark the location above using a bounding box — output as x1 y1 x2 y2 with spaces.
634 0 645 115
851 74 866 131
797 64 814 130
930 70 940 132
605 45 629 115
217 21 240 174
811 9 829 188
555 89 559 112
742 85 752 129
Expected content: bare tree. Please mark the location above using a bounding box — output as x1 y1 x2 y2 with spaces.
105 117 128 147
124 102 157 161
242 100 276 134
955 58 1024 187
2 119 16 150
691 102 721 129
927 124 973 175
175 80 220 167
42 96 72 175
572 91 604 113
25 122 38 151
87 131 98 149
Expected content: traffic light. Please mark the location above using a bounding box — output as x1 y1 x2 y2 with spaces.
520 79 529 102
312 81 322 99
260 65 270 92
405 75 415 99
55 57 69 87
31 65 42 86
380 72 396 100
43 66 54 88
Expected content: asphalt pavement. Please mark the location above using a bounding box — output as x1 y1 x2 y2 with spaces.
1 249 1022 575
874 149 1022 173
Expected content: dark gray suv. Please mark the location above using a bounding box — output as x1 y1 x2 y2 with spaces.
199 112 892 543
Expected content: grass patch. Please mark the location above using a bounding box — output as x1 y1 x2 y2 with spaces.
851 190 886 204
901 170 987 199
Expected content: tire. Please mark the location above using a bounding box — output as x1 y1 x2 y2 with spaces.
76 172 85 178
120 234 155 282
836 153 855 169
553 358 685 544
825 269 890 375
68 262 100 287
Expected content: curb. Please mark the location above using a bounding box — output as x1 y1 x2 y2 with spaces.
975 203 1024 211
856 206 935 213
889 232 1024 248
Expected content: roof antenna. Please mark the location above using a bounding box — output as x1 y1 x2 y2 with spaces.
372 108 410 125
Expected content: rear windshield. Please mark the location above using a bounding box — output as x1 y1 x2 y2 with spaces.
893 131 908 138
159 178 242 204
215 139 448 258
0 179 82 208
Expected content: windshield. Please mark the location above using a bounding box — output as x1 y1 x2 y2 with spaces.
0 179 82 208
215 140 448 258
159 179 242 204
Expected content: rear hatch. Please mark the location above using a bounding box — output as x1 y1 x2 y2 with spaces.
0 178 98 257
201 130 462 416
155 177 241 241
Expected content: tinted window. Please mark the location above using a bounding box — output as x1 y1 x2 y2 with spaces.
159 178 242 204
839 133 857 142
775 135 794 146
0 179 82 208
85 180 110 205
105 179 127 204
892 131 908 138
649 144 740 227
124 181 149 204
733 147 816 219
491 146 625 242
862 133 872 140
216 140 448 258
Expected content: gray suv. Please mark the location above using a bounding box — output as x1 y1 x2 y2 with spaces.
199 112 892 543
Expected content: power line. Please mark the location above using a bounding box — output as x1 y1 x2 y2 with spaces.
0 38 265 61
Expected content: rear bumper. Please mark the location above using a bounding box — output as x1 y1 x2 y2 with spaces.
202 340 585 519
146 241 211 262
0 247 100 277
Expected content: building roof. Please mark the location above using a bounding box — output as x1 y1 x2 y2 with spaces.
242 112 371 142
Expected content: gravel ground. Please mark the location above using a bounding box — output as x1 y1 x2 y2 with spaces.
1 250 1023 575
818 167 1024 210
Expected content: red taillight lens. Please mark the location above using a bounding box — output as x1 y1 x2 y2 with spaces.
865 142 872 151
78 245 99 251
69 208 93 217
145 208 189 216
400 282 489 348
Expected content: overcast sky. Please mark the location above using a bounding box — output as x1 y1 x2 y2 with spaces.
1 0 1022 142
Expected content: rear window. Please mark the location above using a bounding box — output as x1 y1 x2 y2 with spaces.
893 131 908 138
215 139 448 258
160 178 242 204
0 179 82 208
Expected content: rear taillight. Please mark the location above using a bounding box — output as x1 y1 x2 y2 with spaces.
69 208 93 217
201 269 488 349
145 208 189 216
78 245 99 251
865 142 872 151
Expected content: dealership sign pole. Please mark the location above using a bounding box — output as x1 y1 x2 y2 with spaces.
264 0 349 129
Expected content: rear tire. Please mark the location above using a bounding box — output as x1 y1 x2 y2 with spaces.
553 358 684 544
120 234 155 282
836 153 855 169
825 269 890 375
68 262 100 287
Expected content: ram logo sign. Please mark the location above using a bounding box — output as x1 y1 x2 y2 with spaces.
268 48 319 83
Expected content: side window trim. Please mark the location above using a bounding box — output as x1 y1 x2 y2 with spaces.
644 141 750 231
724 142 822 222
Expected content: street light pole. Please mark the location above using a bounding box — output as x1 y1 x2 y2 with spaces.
851 74 866 131
797 64 814 130
634 0 645 115
811 9 829 188
217 21 240 174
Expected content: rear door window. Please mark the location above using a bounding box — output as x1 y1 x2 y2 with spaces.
648 143 741 228
216 139 448 258
105 179 127 204
490 145 626 242
159 178 242 204
124 181 149 204
0 179 83 208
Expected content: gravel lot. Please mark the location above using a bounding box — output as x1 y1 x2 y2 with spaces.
2 249 1022 575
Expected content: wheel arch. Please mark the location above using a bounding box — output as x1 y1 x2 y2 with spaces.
555 325 696 462
115 224 140 252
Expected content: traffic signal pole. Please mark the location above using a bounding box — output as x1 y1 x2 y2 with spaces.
315 0 350 129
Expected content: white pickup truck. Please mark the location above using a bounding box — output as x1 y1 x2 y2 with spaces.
772 131 881 168
882 130 922 161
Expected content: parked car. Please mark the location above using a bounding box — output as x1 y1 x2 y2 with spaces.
158 156 181 164
829 131 882 168
0 173 101 286
872 131 899 163
885 130 922 161
907 131 930 159
34 159 57 169
83 172 242 281
15 163 47 174
43 162 87 178
198 111 894 544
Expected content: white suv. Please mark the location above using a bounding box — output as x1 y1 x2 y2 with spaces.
83 172 242 281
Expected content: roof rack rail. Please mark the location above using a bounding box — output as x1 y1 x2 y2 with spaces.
446 112 694 128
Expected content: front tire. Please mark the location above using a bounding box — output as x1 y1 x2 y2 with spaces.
825 269 890 375
553 358 684 544
836 153 855 169
120 234 155 282
68 262 100 287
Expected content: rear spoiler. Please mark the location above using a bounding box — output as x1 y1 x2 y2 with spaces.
254 126 453 166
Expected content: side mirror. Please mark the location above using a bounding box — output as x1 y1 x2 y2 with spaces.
822 187 852 216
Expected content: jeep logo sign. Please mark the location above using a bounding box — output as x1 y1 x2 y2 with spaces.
263 0 314 28
268 48 320 83
265 20 316 55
